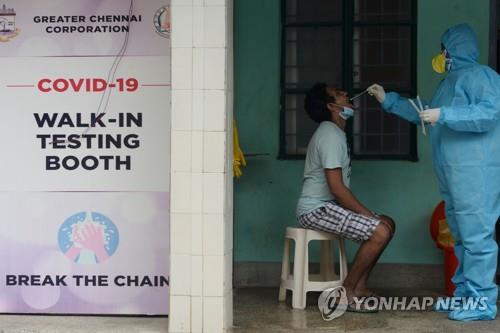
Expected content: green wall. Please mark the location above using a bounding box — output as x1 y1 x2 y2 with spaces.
233 0 491 264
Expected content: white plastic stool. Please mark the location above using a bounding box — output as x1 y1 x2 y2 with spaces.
278 227 348 309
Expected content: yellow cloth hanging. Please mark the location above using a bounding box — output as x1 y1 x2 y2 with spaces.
233 120 246 178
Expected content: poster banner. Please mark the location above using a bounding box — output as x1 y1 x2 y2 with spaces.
0 192 169 314
0 0 170 56
0 0 170 315
0 56 170 192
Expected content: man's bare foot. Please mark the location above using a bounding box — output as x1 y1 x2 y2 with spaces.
344 287 379 313
354 287 379 298
344 287 356 304
345 287 376 303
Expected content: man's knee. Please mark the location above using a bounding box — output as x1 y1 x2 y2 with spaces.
379 215 396 235
371 223 391 246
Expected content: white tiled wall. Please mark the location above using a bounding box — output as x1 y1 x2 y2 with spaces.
172 90 193 131
203 214 224 255
202 173 225 214
170 295 191 332
169 0 233 332
171 214 192 255
204 90 226 131
171 48 193 89
204 48 226 89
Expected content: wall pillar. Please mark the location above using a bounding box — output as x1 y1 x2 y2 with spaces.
169 0 233 332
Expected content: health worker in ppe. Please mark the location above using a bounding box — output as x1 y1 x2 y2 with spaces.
367 23 500 321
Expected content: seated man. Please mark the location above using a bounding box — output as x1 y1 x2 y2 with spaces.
296 83 395 311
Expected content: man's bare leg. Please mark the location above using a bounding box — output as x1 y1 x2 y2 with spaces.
354 216 396 296
354 252 383 297
342 221 393 304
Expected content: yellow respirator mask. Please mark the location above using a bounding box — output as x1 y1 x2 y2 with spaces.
432 50 451 74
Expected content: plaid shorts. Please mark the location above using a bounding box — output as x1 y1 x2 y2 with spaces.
297 201 380 243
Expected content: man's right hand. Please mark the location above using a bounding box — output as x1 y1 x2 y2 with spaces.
367 84 386 103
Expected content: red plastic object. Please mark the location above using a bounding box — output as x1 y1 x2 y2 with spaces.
430 201 459 296
429 201 445 247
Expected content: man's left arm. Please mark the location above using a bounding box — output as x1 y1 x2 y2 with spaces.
325 168 375 218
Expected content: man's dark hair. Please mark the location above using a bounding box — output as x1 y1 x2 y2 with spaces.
304 82 335 123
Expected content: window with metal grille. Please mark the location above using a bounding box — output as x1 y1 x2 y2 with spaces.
280 0 417 160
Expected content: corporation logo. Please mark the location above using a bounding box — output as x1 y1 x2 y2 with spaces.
0 4 19 42
318 286 348 320
153 5 170 38
58 212 119 265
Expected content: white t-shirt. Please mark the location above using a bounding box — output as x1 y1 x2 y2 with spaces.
296 121 351 216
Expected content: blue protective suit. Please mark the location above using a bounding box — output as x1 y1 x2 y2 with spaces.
381 24 500 321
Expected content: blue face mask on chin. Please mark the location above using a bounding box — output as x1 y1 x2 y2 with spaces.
339 106 354 120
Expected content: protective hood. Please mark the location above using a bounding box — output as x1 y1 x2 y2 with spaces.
441 23 479 70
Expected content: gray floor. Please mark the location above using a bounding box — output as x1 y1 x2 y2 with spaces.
1 288 500 332
231 287 500 333
0 315 169 333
